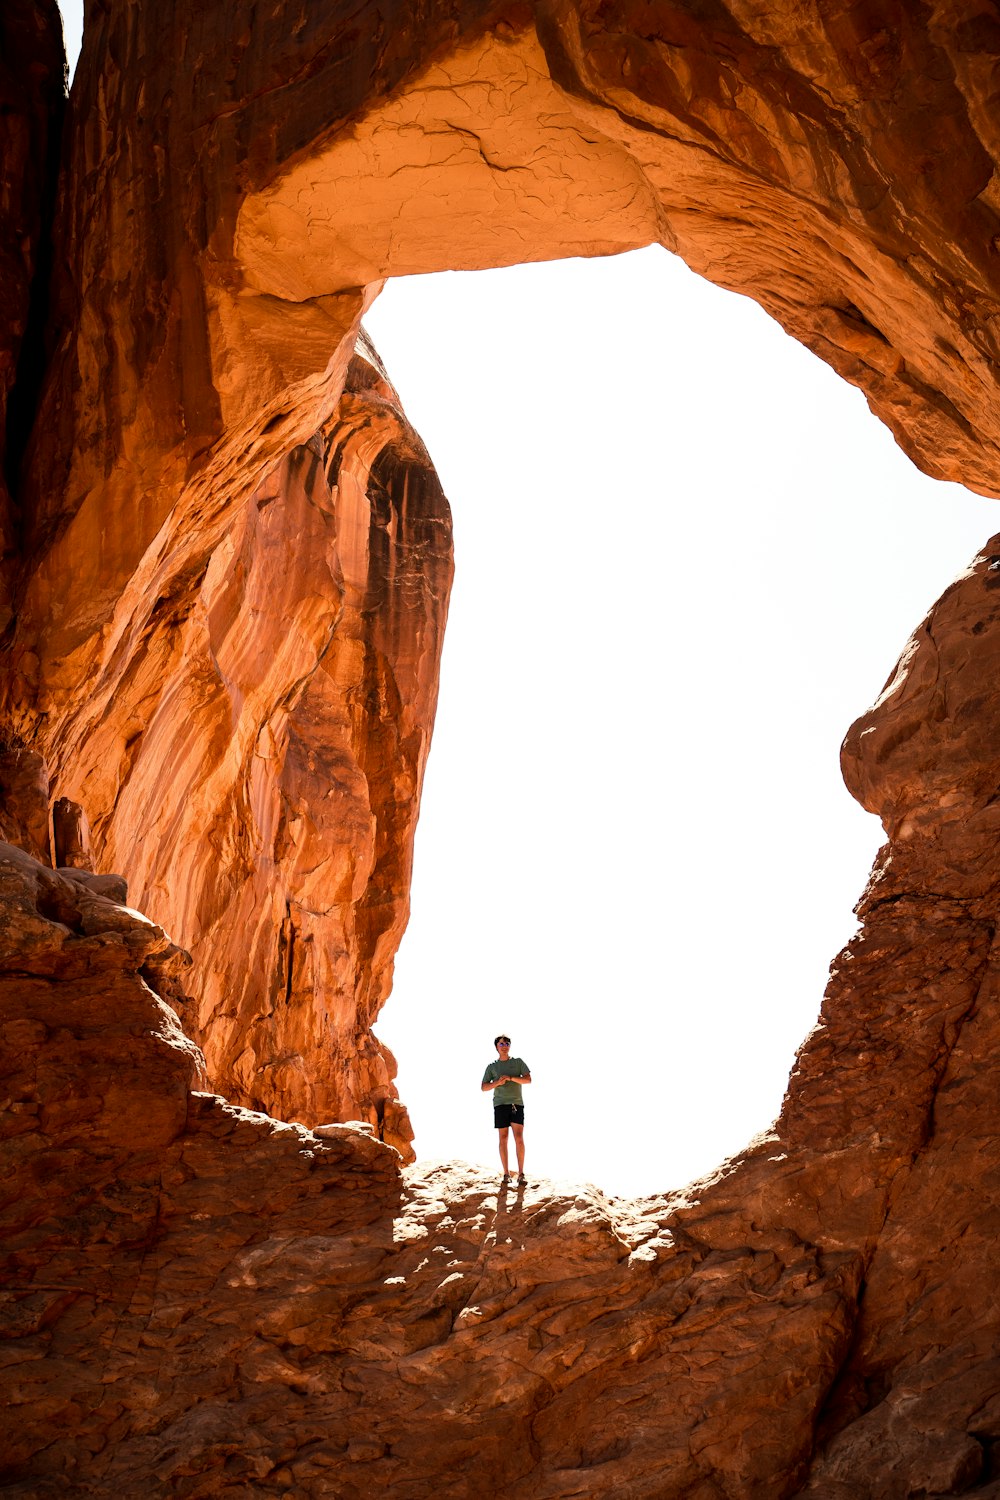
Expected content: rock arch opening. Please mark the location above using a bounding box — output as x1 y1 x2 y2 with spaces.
11 1 1000 1493
364 247 998 1195
15 0 1000 1167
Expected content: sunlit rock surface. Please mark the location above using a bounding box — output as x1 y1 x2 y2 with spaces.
36 340 452 1156
5 737 1000 1498
6 0 1000 1494
13 0 1000 1128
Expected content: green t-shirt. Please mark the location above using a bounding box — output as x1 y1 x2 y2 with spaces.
482 1057 530 1107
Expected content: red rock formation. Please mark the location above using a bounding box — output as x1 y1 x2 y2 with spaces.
0 842 884 1496
9 0 1000 1141
16 0 1000 719
6 555 1000 1494
0 0 63 581
7 0 1000 1496
34 339 451 1154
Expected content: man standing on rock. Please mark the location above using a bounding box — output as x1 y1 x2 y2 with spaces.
481 1034 531 1185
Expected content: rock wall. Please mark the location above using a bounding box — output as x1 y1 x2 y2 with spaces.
9 0 1000 1134
6 0 1000 1495
7 532 1000 1494
39 340 452 1153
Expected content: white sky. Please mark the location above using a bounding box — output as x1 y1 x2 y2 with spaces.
60 0 81 78
365 252 999 1198
58 4 1000 1198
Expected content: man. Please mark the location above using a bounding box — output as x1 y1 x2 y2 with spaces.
481 1034 531 1185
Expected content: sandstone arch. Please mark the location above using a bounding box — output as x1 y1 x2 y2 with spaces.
13 0 1000 1145
6 0 1000 1494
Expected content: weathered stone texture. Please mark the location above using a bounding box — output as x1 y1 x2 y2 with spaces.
7 0 1000 1495
10 0 1000 1141
0 844 870 1498
16 0 1000 705
34 342 452 1152
5 671 1000 1499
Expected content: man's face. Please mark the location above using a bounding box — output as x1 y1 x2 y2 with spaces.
497 1038 510 1055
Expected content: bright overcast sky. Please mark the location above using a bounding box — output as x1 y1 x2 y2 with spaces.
58 4 1000 1198
366 251 998 1199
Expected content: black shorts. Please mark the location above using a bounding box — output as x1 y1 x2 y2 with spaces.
494 1104 525 1129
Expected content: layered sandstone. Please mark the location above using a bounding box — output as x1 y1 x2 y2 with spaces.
35 337 452 1154
7 529 1000 1495
6 0 1000 1496
16 0 1000 720
10 0 1000 1138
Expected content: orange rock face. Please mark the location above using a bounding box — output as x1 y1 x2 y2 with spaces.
35 341 452 1155
7 0 1000 1496
12 0 1000 1144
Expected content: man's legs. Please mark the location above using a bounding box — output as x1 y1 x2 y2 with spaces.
498 1125 510 1176
512 1122 525 1176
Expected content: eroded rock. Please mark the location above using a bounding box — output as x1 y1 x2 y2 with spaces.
7 0 1000 1157
6 0 1000 1495
0 744 49 862
52 795 93 869
10 0 1000 1147
25 343 451 1156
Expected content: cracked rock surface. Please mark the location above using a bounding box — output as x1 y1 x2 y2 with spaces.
10 0 1000 1141
10 0 1000 1144
6 610 1000 1499
6 0 1000 1494
13 335 452 1154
